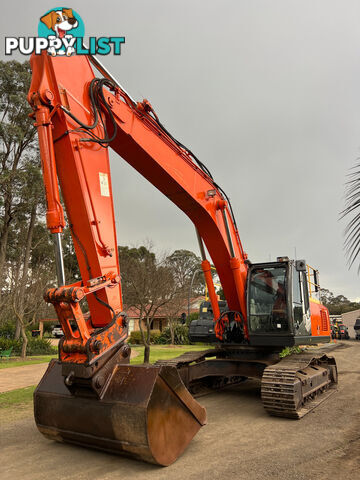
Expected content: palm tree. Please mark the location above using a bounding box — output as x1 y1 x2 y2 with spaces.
341 162 360 273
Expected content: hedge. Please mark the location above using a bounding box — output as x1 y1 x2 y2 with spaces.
128 330 162 345
128 325 190 345
0 336 57 356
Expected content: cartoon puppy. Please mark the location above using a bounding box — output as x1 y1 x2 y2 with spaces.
40 8 79 56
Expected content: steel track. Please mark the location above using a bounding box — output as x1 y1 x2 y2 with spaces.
261 354 338 419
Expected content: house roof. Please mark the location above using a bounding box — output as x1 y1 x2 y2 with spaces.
124 296 205 319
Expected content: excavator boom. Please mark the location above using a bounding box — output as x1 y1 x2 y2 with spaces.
28 53 248 339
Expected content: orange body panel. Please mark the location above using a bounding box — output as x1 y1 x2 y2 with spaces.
310 299 331 337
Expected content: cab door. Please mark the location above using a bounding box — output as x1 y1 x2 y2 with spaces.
292 265 311 336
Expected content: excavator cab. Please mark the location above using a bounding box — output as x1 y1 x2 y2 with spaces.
247 258 331 346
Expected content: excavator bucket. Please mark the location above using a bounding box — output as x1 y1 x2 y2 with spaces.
34 360 207 466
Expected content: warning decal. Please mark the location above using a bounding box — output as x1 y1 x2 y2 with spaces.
99 172 110 197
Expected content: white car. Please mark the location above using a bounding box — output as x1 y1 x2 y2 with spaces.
52 324 64 338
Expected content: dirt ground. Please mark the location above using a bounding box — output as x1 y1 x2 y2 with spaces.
1 341 360 480
0 363 48 393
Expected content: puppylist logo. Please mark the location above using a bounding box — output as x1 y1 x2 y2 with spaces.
5 7 125 56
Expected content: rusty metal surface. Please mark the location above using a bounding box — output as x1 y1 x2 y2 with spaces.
34 360 206 466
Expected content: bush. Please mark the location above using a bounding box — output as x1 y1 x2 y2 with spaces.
150 330 162 344
0 337 22 355
27 337 57 355
0 322 16 339
128 330 142 344
128 330 162 345
156 325 190 345
0 335 56 356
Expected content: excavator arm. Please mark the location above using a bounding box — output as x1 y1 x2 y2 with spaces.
28 52 249 465
28 51 248 359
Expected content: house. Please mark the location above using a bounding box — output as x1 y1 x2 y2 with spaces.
125 296 205 333
125 305 167 333
37 296 207 336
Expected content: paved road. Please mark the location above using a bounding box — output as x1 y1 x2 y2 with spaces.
1 342 359 480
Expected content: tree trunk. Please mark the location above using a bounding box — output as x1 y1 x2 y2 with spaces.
170 319 175 345
138 310 151 363
20 323 28 359
15 321 21 339
143 317 151 363
13 204 37 344
144 344 150 363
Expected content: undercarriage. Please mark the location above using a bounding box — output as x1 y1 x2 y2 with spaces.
156 347 338 417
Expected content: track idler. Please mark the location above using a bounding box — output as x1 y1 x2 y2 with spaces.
34 359 207 466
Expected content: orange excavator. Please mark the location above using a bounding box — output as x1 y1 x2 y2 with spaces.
28 51 337 466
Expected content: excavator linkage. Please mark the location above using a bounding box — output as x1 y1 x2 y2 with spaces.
34 357 206 466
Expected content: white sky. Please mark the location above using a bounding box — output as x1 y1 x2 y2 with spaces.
1 0 359 300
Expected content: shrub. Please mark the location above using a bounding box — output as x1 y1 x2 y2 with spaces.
0 336 56 356
153 333 168 345
150 330 162 344
27 337 57 355
0 322 16 339
157 325 190 345
128 329 162 345
128 330 142 345
0 337 22 355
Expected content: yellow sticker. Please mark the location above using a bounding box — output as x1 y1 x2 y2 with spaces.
99 172 110 197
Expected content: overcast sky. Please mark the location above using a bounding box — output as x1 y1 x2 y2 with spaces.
1 1 360 300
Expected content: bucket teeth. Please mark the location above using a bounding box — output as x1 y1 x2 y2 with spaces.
34 360 206 466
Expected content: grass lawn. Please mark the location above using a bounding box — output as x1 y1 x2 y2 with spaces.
130 344 212 364
0 345 212 369
0 355 57 369
0 385 36 408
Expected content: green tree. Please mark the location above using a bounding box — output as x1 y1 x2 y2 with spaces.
119 245 178 362
0 60 60 356
0 60 37 296
321 288 360 315
166 249 204 294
